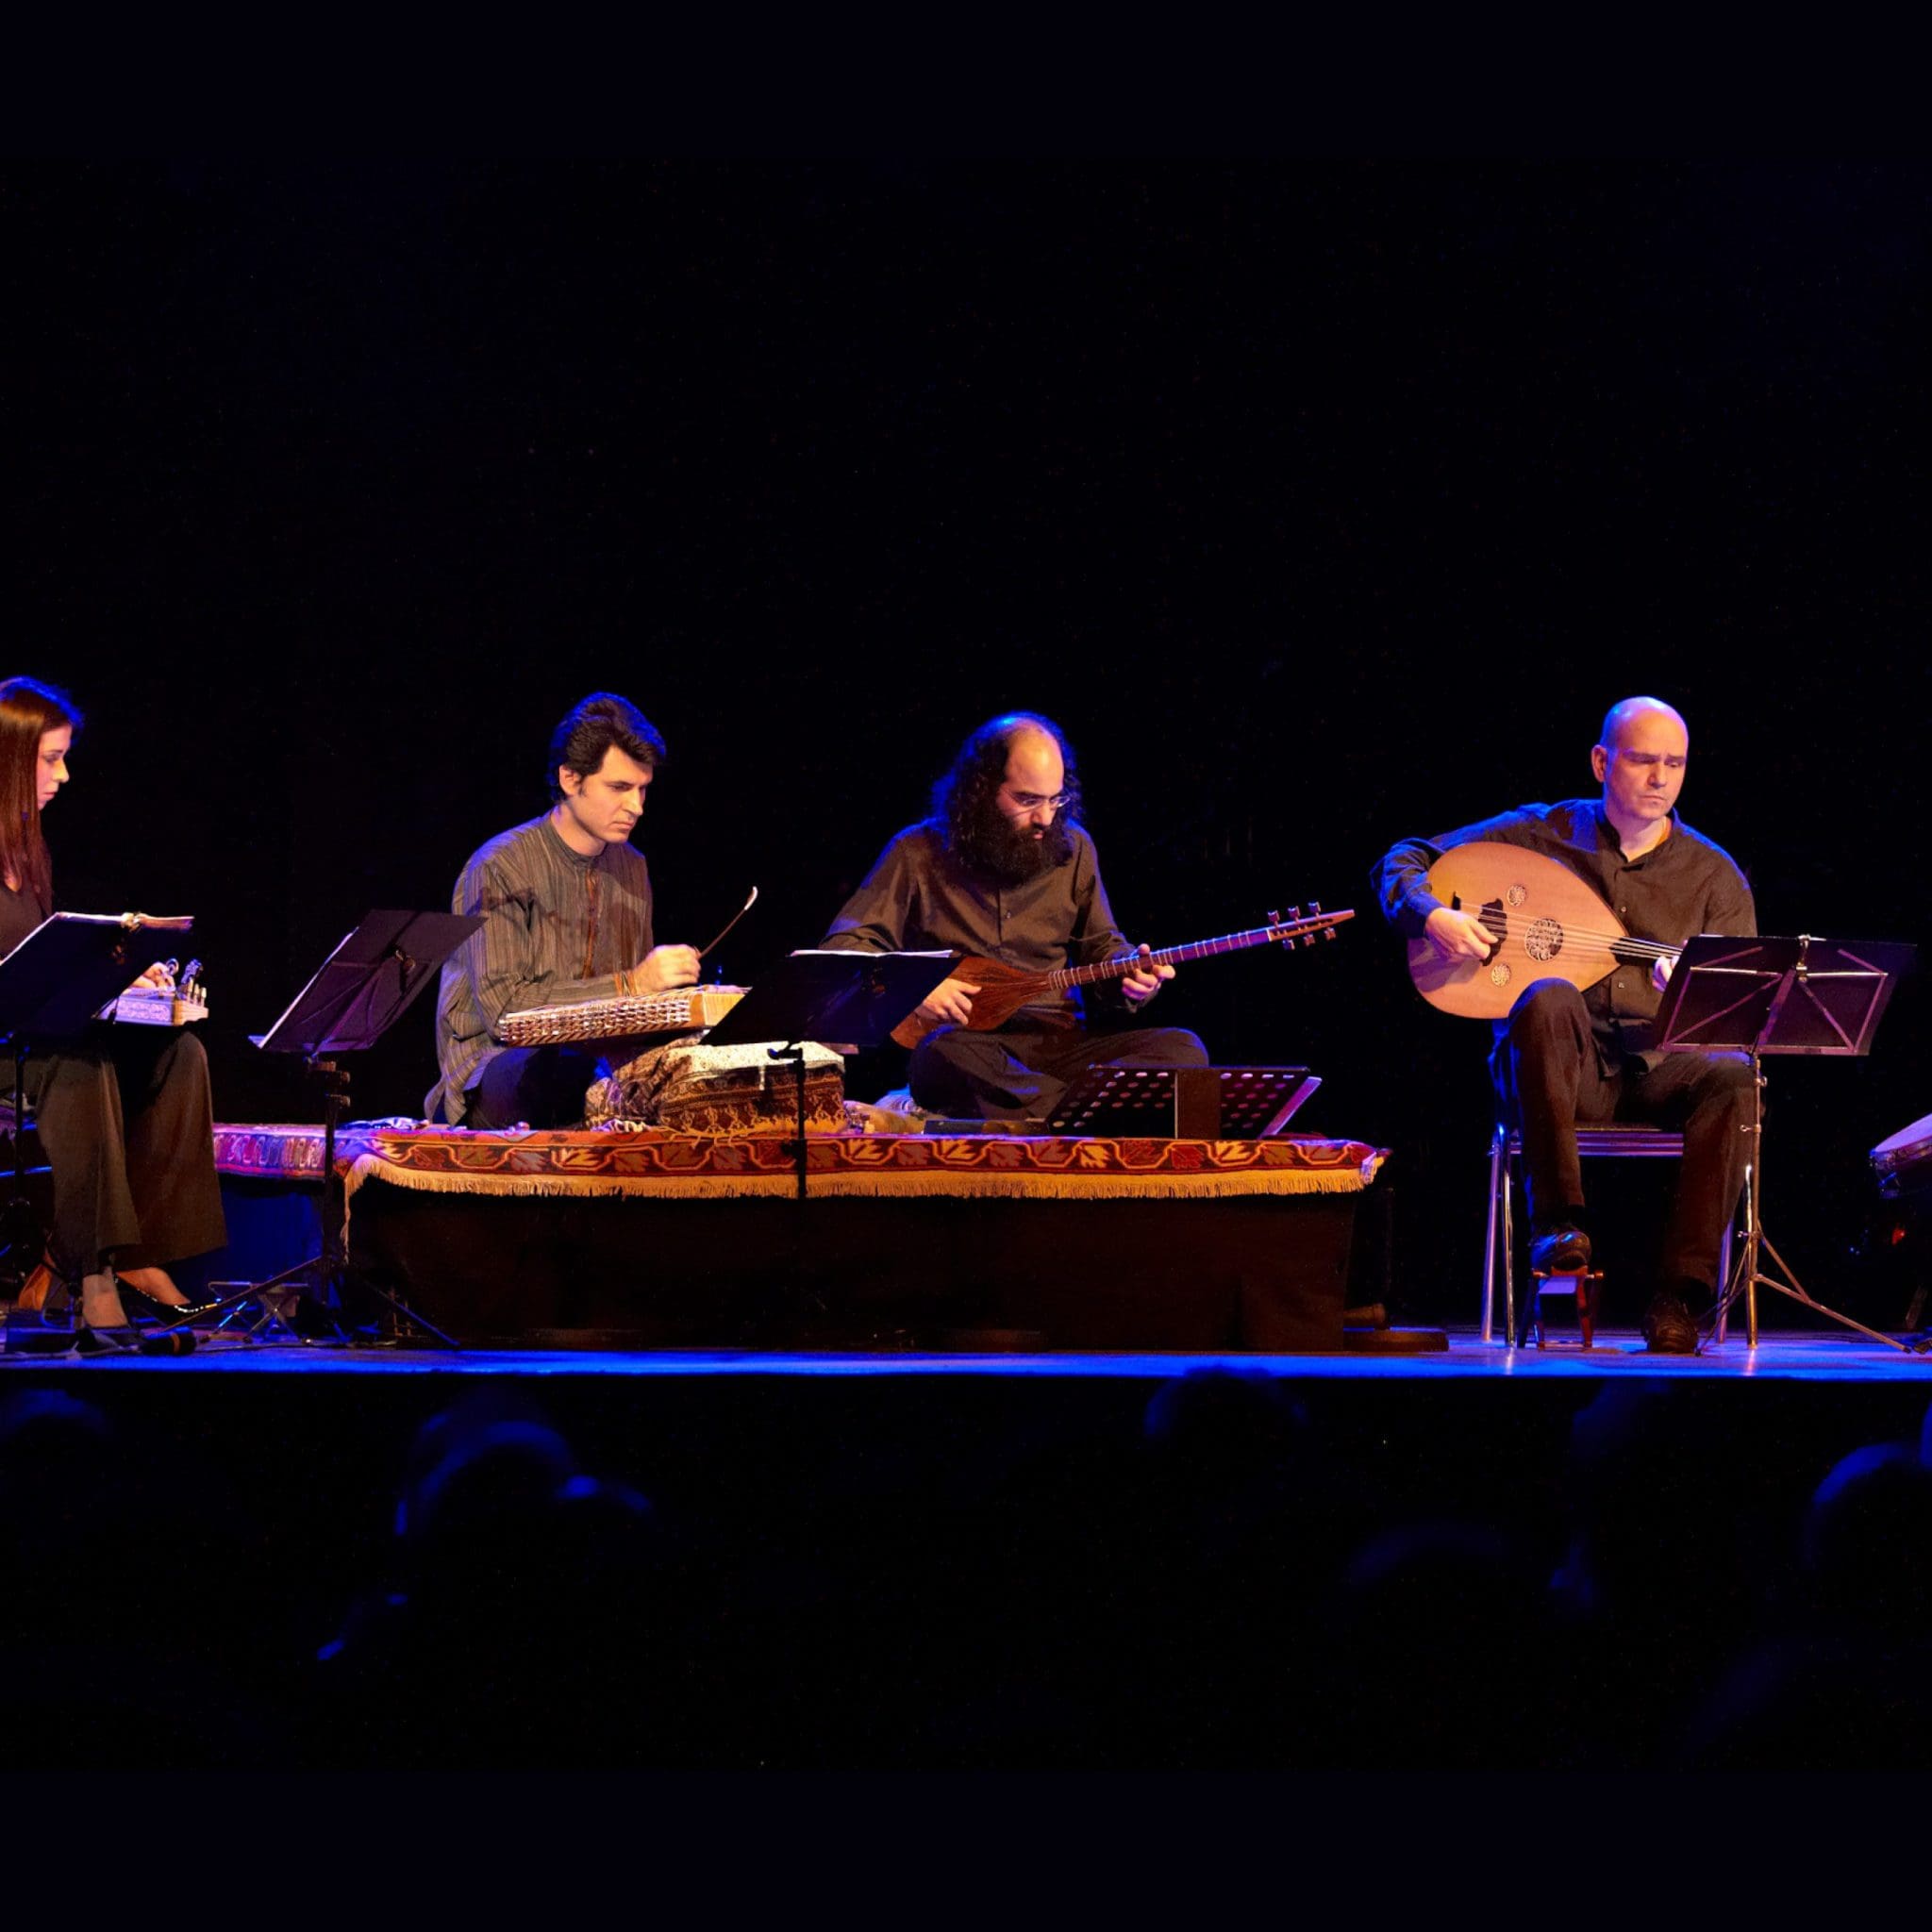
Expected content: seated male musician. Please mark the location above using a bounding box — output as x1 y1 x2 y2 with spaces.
1373 697 1755 1354
822 710 1208 1123
428 692 699 1129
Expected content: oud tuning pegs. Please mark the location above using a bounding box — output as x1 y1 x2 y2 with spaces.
1267 909 1281 926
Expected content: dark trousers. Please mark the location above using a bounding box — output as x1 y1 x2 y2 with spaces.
5 1027 227 1282
909 1022 1209 1123
462 1046 605 1130
1493 978 1753 1292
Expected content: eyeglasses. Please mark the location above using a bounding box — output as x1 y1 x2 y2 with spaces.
1003 790 1072 812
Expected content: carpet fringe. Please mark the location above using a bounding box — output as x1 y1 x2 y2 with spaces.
342 1154 1376 1209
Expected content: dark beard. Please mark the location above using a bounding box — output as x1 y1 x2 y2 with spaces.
951 800 1074 884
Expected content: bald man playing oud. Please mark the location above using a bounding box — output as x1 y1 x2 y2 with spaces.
1374 698 1756 1353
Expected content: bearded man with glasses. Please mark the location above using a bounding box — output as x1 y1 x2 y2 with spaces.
822 711 1208 1124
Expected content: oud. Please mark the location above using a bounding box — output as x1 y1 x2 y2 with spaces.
891 905 1354 1049
1406 843 1684 1019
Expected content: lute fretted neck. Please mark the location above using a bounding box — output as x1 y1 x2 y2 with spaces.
1045 910 1355 990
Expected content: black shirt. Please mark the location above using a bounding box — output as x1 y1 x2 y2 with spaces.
822 820 1138 1027
1373 798 1756 1065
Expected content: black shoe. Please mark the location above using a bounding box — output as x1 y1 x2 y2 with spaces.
1641 1291 1700 1356
114 1278 224 1325
75 1318 195 1357
1530 1224 1591 1274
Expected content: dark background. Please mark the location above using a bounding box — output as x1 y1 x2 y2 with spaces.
7 161 1927 1322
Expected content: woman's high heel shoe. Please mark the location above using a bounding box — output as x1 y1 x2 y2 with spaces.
74 1317 195 1357
114 1277 222 1325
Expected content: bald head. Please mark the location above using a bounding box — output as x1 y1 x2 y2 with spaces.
999 724 1067 822
1598 696 1689 755
1003 721 1059 770
1591 695 1689 850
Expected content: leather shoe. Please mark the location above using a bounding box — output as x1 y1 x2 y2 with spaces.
115 1277 224 1325
75 1319 195 1357
1530 1224 1591 1274
1641 1291 1700 1355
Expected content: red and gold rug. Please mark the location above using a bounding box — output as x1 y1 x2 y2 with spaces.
213 1123 1387 1204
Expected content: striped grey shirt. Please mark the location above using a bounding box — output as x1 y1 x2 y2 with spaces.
427 813 655 1123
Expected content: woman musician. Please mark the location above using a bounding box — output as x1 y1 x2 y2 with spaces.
0 677 226 1347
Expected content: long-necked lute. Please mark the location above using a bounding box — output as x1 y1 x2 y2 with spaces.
891 905 1354 1049
1406 842 1683 1019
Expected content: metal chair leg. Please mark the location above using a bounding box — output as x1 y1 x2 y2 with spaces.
1501 1136 1517 1346
1482 1123 1506 1342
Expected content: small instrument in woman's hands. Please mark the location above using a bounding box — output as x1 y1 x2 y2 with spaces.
112 956 210 1026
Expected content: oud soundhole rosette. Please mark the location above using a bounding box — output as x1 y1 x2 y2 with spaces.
1489 961 1511 988
1507 885 1527 908
1524 917 1563 963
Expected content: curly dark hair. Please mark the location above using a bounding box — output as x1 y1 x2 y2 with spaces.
546 692 667 802
931 711 1082 878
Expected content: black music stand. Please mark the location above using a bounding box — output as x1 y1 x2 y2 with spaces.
1655 932 1919 1354
701 949 956 1200
1044 1064 1323 1139
0 912 195 1295
170 910 482 1350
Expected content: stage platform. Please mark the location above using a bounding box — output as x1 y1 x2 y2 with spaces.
7 1324 1927 1513
3 1325 1930 1379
